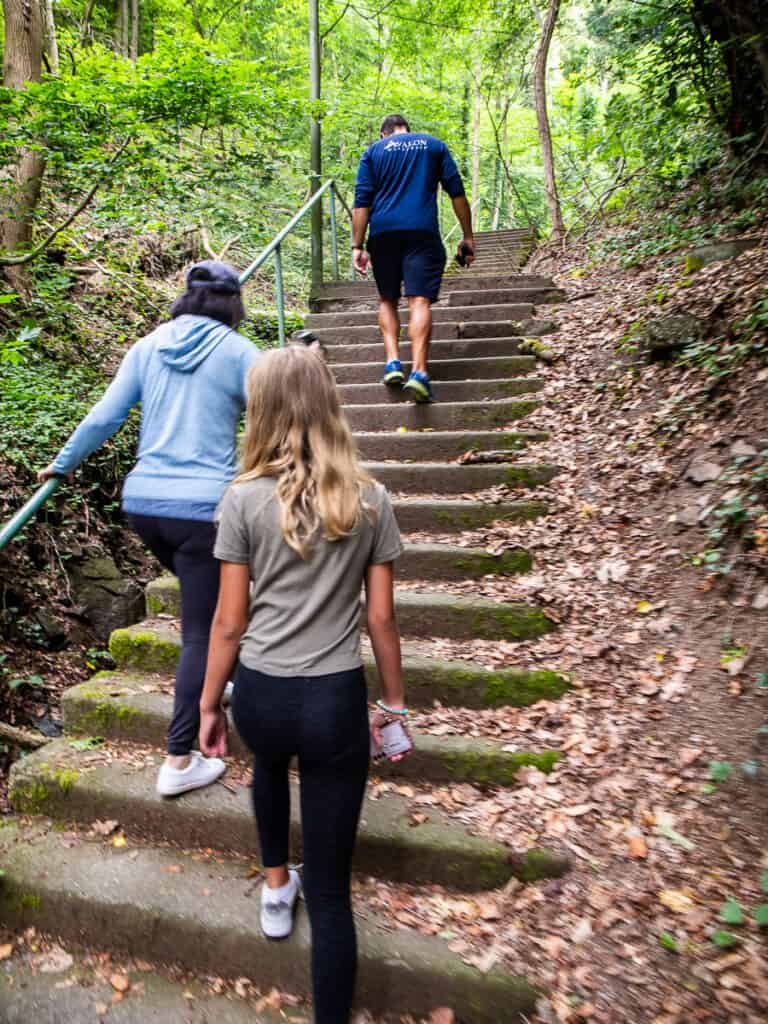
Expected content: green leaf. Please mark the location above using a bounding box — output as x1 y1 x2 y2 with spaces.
708 760 733 783
711 929 738 948
0 293 19 304
659 931 679 952
68 737 104 751
761 870 768 894
757 672 768 689
754 904 768 928
658 824 695 851
720 898 744 925
700 783 716 795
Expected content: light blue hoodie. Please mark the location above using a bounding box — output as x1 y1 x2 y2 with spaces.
52 315 260 521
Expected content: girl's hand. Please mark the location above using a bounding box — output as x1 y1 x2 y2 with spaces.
370 709 412 763
199 708 228 757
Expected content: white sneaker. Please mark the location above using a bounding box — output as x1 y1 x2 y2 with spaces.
156 751 226 797
260 869 301 940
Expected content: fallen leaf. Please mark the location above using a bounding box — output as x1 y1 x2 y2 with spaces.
112 835 127 849
628 833 648 859
109 973 130 993
90 819 119 836
0 943 13 961
572 918 593 944
659 889 696 914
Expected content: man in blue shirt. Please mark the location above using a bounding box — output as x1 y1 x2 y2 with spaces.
352 114 475 402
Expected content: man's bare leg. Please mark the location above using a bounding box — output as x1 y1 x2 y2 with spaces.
378 298 401 363
407 296 433 374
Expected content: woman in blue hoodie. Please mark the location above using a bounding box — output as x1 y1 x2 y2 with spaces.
38 261 260 796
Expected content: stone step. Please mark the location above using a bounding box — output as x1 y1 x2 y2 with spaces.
0 957 298 1024
390 497 548 531
62 674 562 786
338 377 544 404
446 287 563 308
10 740 566 891
108 627 569 708
343 398 539 432
319 320 555 347
365 461 558 494
325 336 527 363
305 303 535 329
311 273 555 298
0 821 539 1022
354 429 547 461
313 287 563 313
333 354 537 384
144 580 553 642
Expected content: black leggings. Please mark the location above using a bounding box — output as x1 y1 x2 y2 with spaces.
231 665 369 1024
128 514 219 756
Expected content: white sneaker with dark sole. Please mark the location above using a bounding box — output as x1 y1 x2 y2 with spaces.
156 751 226 797
260 869 301 940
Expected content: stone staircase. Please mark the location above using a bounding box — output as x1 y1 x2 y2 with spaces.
1 231 569 1021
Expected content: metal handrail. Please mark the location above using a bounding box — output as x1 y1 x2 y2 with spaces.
0 477 61 552
0 179 352 551
240 178 350 346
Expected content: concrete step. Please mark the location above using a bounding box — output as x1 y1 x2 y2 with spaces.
11 740 566 891
62 673 562 785
325 336 528 363
108 627 569 708
311 273 555 298
0 957 297 1024
364 461 558 494
343 398 539 432
332 354 537 384
305 303 535 329
144 579 553 643
338 377 543 404
0 820 540 1022
313 287 563 313
354 429 547 461
319 320 555 347
445 288 563 308
390 497 548 531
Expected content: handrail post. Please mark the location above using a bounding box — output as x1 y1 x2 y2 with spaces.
274 243 286 347
329 184 339 281
309 0 323 291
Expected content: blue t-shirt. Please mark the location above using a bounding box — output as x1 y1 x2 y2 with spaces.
354 132 465 238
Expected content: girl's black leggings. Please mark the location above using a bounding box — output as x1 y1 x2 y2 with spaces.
127 513 219 756
231 664 370 1024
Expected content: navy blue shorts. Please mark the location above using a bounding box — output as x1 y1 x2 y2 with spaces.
368 230 446 303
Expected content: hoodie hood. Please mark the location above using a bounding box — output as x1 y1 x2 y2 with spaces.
157 315 234 372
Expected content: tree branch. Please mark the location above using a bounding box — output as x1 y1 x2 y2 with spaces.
0 135 133 267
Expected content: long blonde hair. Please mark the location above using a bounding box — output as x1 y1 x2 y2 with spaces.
235 345 373 559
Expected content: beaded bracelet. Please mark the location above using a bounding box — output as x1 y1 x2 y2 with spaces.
375 699 408 717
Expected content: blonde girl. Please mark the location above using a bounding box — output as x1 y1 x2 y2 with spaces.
198 345 408 1024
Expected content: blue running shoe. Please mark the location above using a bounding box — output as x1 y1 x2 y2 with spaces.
403 370 435 403
382 359 405 386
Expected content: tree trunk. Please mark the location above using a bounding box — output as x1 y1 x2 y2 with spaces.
80 0 97 45
470 54 481 219
41 0 58 73
115 0 128 56
130 0 139 60
533 0 565 239
693 0 768 155
1 0 46 291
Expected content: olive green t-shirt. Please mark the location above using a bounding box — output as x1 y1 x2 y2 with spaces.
214 477 403 676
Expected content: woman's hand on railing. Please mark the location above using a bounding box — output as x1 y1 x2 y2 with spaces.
37 464 72 483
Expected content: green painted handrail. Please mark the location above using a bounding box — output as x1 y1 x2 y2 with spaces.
0 178 353 552
240 177 349 345
0 476 62 552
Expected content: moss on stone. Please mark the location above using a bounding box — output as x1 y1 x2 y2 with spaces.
438 748 559 787
467 603 554 642
510 847 570 883
51 767 79 793
502 465 557 489
145 577 180 617
109 628 180 672
483 669 571 707
11 781 50 815
452 548 533 577
77 700 147 736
